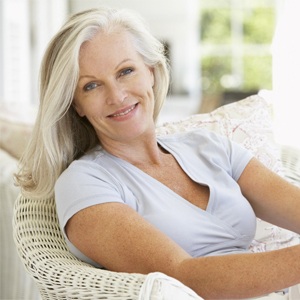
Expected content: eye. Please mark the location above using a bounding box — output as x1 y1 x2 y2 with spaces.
119 68 133 77
83 82 99 92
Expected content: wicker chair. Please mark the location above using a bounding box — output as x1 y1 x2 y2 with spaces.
11 96 299 299
12 195 202 300
280 144 300 186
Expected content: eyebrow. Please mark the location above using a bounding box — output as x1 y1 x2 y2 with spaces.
78 58 134 81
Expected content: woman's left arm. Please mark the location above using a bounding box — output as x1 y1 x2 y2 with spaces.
238 157 300 234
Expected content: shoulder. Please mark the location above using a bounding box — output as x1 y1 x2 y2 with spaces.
157 128 253 180
77 145 106 163
56 146 119 189
157 128 230 150
54 146 127 230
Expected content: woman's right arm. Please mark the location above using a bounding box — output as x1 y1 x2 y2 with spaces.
66 202 300 300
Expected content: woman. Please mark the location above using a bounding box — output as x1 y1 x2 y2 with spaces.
15 7 300 299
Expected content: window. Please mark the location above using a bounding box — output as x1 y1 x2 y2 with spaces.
0 0 68 107
199 0 277 105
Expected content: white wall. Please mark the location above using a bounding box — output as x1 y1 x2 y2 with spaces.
0 0 31 105
0 0 68 106
272 0 300 149
29 0 68 104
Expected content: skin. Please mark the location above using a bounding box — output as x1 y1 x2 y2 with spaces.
69 29 300 299
74 30 156 156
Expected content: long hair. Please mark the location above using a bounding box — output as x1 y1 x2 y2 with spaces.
15 7 170 199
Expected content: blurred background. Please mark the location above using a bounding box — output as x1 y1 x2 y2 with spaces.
0 0 299 147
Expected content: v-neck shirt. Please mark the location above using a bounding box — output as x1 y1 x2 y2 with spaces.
55 129 256 267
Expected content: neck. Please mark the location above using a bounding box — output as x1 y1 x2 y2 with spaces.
101 131 164 167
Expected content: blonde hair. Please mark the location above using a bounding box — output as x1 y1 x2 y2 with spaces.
15 7 170 199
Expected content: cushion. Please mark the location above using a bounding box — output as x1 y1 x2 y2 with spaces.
140 272 203 300
157 94 283 175
157 94 299 251
0 104 35 159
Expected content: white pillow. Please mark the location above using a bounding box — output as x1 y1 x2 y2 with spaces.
157 94 299 251
157 94 283 175
0 104 35 159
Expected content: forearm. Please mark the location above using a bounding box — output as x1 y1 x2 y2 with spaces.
175 245 300 299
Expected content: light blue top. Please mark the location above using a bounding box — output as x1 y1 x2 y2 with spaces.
55 129 256 267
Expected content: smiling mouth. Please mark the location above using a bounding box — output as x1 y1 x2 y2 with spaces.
109 104 137 118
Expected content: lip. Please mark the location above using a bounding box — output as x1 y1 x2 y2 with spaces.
107 103 138 119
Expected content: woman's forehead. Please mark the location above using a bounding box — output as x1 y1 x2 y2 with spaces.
77 31 144 76
79 30 138 60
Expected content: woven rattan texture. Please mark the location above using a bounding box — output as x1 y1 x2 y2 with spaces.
281 145 300 186
13 196 146 299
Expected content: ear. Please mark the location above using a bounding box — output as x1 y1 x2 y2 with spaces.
72 101 85 117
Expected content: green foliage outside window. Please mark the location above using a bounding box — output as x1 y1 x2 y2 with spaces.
201 9 231 44
200 4 275 96
201 56 231 94
243 7 275 44
243 56 272 91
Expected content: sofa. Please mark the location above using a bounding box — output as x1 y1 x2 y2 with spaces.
1 95 299 299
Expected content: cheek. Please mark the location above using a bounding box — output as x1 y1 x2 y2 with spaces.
73 101 85 117
73 95 105 118
135 73 155 96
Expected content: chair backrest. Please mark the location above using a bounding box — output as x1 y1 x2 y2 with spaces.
12 195 146 299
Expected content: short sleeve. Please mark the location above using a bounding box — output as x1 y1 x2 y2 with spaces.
224 137 254 181
55 160 125 235
158 128 254 183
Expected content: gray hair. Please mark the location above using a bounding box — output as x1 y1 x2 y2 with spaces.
15 7 170 199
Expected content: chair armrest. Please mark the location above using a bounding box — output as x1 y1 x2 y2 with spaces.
13 195 146 299
280 145 300 186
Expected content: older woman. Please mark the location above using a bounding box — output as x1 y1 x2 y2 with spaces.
16 7 300 299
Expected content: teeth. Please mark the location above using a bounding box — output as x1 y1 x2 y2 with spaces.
112 105 135 117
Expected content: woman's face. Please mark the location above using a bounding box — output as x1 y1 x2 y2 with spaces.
73 30 155 146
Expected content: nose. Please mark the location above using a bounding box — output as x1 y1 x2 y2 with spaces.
105 81 127 105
